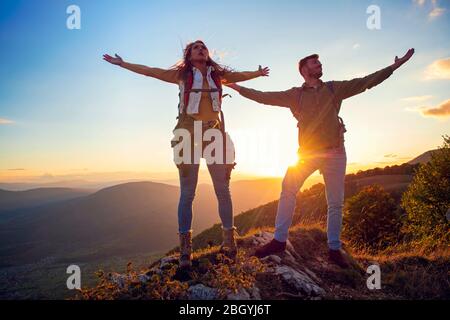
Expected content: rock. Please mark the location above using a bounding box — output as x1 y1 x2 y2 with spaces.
160 255 178 269
251 231 298 258
226 285 262 300
109 272 152 289
109 272 130 289
227 287 251 300
252 231 273 246
281 251 298 265
285 241 300 259
137 274 150 283
187 284 219 300
302 266 321 283
248 286 262 300
261 254 282 264
275 265 325 296
267 255 282 264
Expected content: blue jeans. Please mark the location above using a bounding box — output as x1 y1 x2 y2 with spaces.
178 163 234 234
274 147 347 250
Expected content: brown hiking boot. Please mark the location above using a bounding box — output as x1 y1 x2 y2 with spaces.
219 227 238 257
178 231 193 269
328 249 350 269
254 239 287 258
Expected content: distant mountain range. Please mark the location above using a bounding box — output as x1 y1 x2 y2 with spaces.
0 187 91 213
0 178 287 267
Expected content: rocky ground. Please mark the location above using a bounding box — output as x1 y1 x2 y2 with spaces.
77 226 444 300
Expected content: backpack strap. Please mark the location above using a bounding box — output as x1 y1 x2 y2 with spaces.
326 81 347 142
289 88 303 121
176 70 194 119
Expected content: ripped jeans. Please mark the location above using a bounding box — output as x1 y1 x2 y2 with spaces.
274 146 347 250
177 163 234 233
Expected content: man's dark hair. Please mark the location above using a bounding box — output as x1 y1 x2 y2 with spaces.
298 54 319 74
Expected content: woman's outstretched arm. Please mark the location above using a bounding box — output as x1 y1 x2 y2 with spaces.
222 65 270 83
103 53 179 84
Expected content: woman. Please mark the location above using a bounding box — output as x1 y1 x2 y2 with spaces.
103 40 269 268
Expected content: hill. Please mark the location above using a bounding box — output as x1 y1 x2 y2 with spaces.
0 187 92 214
190 171 416 250
407 150 437 165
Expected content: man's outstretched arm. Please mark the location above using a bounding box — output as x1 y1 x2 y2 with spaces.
333 48 415 100
226 83 297 108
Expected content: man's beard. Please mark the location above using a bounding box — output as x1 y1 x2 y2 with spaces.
311 71 323 79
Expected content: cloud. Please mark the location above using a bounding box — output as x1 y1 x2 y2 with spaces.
425 57 450 80
429 0 446 19
0 118 14 125
401 95 433 102
352 43 360 50
421 99 450 118
429 6 446 19
7 168 25 171
384 154 398 158
413 0 446 20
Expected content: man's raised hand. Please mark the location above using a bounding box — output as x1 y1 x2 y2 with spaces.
103 53 124 66
392 48 415 70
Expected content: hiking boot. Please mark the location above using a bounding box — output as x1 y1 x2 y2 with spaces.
178 230 193 269
219 227 238 258
328 249 350 269
254 238 287 258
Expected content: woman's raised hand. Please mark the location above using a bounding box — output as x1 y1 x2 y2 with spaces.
258 65 270 77
103 53 124 66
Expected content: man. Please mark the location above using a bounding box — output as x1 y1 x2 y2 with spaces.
226 48 414 268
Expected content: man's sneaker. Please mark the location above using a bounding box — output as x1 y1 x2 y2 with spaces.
328 249 350 269
254 239 287 258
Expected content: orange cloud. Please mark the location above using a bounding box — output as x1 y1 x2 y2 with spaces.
420 99 450 118
425 57 450 80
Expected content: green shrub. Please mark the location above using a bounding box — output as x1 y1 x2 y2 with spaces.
343 184 403 251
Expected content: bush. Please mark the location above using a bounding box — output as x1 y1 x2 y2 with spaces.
401 135 450 247
343 184 403 251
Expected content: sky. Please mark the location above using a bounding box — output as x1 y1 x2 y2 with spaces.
0 0 449 183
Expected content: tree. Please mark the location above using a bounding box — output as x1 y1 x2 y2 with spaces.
401 135 450 246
